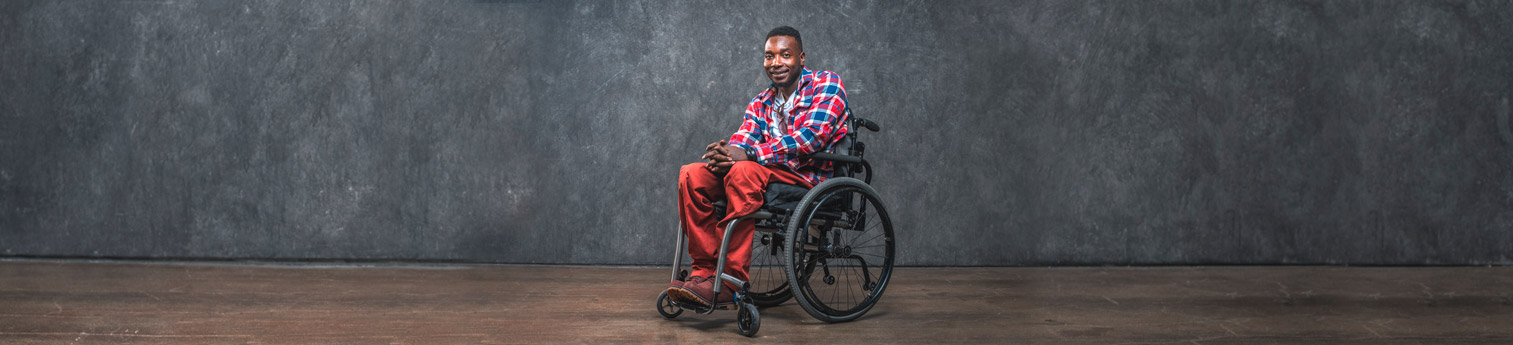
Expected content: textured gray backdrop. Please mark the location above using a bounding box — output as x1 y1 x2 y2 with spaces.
2 1 1511 265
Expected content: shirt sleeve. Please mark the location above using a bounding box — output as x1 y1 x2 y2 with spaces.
748 75 847 166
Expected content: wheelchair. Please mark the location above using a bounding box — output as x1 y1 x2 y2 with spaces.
656 112 895 337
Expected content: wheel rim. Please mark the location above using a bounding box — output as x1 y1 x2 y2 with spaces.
788 184 894 319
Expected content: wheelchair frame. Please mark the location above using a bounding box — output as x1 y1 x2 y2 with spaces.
658 111 890 337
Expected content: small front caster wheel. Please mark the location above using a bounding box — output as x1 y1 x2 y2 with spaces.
736 303 760 337
656 290 682 319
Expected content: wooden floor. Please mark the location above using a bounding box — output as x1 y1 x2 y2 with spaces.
1 261 1510 344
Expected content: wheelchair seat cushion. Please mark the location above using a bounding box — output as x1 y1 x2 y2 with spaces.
763 183 847 213
710 183 845 219
762 183 811 211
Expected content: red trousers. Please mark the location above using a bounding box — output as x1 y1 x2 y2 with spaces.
678 161 812 285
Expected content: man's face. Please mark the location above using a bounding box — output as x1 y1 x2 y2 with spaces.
763 35 804 88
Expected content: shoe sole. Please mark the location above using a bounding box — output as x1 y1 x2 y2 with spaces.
667 286 713 308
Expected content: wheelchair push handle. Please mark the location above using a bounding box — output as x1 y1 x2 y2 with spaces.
853 117 880 132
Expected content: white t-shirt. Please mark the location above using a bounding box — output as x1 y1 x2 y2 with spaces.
774 88 800 135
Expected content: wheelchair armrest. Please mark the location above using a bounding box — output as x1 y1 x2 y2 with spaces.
807 152 863 164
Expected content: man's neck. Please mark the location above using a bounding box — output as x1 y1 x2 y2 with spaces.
774 84 798 101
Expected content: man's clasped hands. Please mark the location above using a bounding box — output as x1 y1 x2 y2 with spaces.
700 140 751 175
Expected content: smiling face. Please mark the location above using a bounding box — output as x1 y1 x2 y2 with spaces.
763 35 805 89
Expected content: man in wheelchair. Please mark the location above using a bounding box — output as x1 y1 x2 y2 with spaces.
666 26 850 308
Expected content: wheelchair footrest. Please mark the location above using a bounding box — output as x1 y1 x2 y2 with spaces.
670 300 740 314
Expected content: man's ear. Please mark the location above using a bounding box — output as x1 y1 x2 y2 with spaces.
799 51 806 68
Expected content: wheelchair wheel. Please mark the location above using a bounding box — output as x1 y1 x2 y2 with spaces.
655 290 682 319
783 177 895 323
747 230 793 307
735 297 760 337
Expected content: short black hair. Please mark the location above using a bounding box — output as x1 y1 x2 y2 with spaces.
766 26 802 51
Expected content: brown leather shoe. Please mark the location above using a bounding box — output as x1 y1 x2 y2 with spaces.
664 275 701 299
667 276 715 308
673 276 733 308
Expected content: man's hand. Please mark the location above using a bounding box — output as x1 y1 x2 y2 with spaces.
700 141 754 175
702 140 731 164
704 140 727 153
702 141 735 174
721 144 750 162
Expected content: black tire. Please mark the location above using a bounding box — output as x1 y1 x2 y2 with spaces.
736 303 761 337
656 290 682 319
783 177 895 323
747 231 793 307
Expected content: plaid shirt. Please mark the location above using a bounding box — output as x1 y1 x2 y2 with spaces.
729 67 849 186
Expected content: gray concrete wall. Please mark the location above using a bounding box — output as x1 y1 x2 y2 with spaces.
2 0 1510 265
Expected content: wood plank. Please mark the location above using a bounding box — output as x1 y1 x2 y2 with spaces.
1 261 1510 343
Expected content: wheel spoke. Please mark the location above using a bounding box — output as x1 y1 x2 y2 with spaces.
851 232 885 247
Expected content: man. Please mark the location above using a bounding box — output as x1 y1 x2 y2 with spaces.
666 26 849 308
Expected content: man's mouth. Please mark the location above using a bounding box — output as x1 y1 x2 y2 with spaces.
769 70 789 81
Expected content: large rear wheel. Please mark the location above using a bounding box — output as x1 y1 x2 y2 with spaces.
782 178 895 323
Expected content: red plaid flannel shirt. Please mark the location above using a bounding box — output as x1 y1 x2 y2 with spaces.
728 67 849 186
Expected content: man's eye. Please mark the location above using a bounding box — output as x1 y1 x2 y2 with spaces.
782 54 790 58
